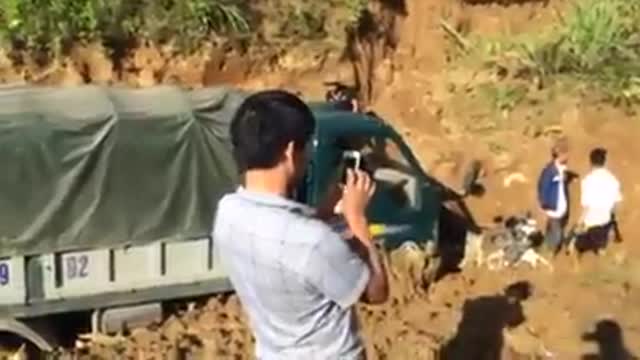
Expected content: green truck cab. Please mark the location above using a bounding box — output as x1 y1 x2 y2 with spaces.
306 104 440 249
0 86 441 351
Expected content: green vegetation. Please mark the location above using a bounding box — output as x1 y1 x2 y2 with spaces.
258 0 369 47
0 0 369 57
523 0 640 105
0 0 250 54
479 83 529 116
460 0 640 106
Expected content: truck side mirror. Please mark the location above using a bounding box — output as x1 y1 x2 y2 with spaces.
460 159 484 197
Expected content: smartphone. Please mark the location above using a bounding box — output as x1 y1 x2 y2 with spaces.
340 150 362 184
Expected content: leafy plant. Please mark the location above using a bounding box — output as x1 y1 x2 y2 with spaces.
471 0 640 105
479 83 528 116
0 0 370 65
344 0 368 25
538 0 640 103
561 0 627 71
278 2 328 40
0 0 250 56
273 0 367 41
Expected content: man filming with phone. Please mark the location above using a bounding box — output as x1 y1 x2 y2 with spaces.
316 151 367 238
213 90 389 359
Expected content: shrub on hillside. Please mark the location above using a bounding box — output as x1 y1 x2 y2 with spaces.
252 0 368 46
464 0 640 106
0 0 369 57
523 0 640 104
0 0 250 56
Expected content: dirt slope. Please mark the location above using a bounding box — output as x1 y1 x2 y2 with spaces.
3 0 640 359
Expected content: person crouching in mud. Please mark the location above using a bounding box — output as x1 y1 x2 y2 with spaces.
537 137 570 256
325 82 360 112
213 90 389 359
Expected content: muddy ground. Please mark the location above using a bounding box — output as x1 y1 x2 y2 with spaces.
3 0 640 358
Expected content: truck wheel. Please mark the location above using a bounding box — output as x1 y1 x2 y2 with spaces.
0 318 56 353
0 335 30 359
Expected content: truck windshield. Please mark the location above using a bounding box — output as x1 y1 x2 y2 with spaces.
335 135 420 211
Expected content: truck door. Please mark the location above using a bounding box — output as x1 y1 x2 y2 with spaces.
331 134 439 249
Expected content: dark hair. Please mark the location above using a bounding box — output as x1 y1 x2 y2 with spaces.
324 83 357 102
325 83 357 112
590 147 607 167
230 90 316 172
551 136 569 158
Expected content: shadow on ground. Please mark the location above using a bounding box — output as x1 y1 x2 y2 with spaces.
582 319 638 360
440 281 532 360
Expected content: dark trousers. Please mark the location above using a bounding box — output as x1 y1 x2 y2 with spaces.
545 217 566 253
575 223 611 254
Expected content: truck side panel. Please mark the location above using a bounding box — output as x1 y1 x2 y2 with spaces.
1 238 230 317
112 244 162 290
57 249 111 297
0 256 26 305
164 238 216 280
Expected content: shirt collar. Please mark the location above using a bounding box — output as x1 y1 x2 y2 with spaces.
588 167 608 177
554 161 567 173
236 187 315 216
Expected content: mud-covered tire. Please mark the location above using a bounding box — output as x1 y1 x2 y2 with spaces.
0 336 33 359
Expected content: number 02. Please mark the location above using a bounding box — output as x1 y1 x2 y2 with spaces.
66 255 89 280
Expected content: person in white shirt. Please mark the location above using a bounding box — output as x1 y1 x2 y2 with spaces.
577 147 622 254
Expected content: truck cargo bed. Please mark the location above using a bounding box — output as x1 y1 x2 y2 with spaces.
0 238 232 318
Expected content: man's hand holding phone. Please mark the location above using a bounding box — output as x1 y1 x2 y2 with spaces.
342 167 389 305
342 168 376 245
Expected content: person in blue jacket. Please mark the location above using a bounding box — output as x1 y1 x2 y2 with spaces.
537 137 570 255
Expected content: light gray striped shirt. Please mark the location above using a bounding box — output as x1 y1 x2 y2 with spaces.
213 188 370 359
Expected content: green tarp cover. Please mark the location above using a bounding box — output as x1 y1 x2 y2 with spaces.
0 85 247 257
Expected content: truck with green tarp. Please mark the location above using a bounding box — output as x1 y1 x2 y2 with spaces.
0 85 444 351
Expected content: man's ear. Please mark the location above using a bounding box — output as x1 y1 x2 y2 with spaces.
284 141 296 161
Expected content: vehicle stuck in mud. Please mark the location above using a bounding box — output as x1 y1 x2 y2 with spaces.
0 85 445 351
